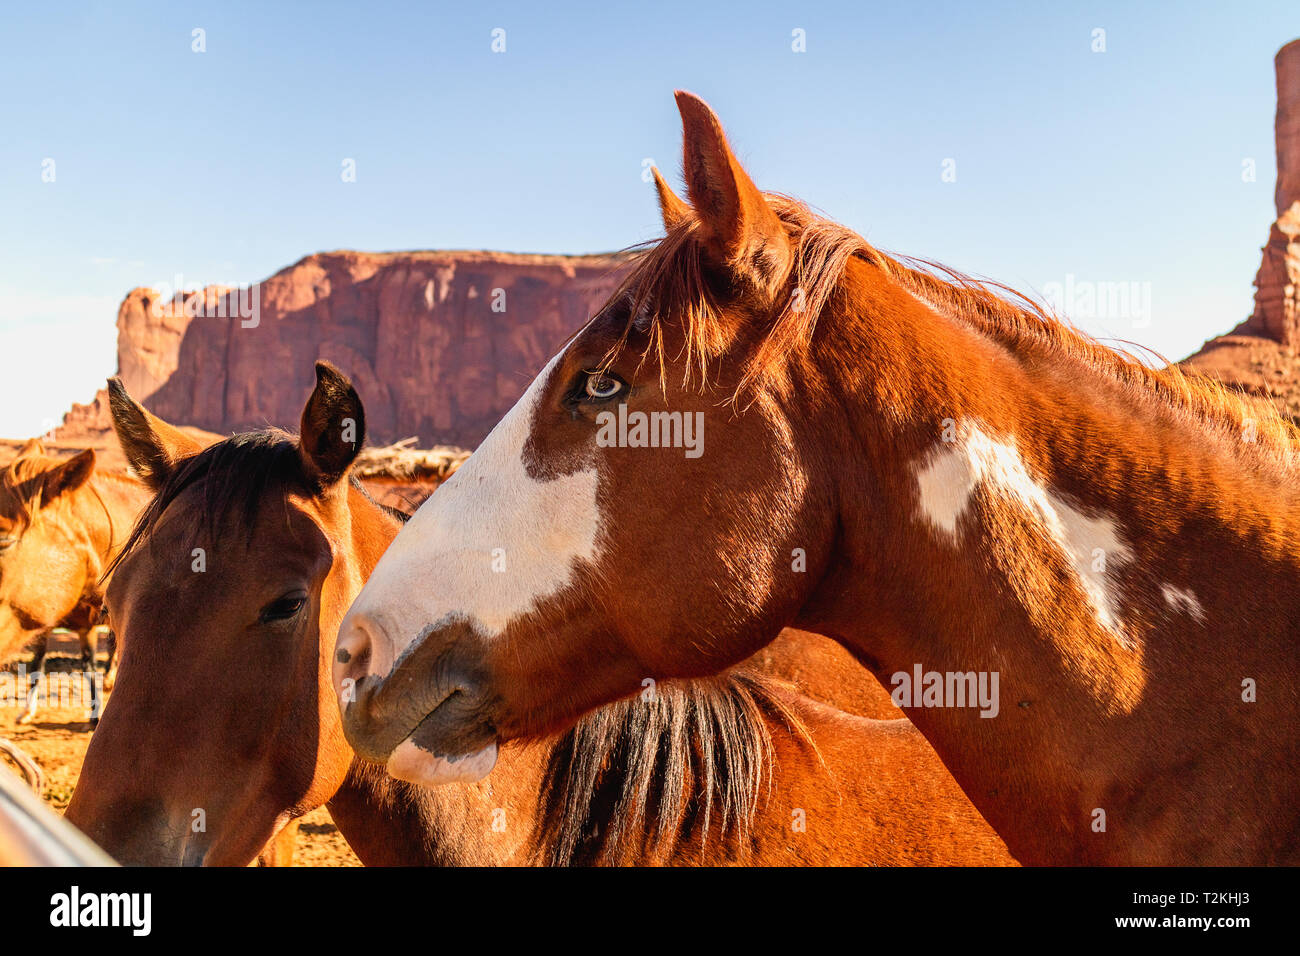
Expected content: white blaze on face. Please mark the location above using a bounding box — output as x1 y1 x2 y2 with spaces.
915 422 1134 638
349 350 602 663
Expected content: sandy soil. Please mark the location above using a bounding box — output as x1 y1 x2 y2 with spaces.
0 642 360 867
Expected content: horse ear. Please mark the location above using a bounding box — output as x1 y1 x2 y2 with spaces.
107 378 202 489
299 361 365 487
674 90 791 295
651 166 691 231
14 438 45 460
39 449 96 504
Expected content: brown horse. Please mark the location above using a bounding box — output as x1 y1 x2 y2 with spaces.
0 439 147 723
335 92 1300 866
67 366 1010 865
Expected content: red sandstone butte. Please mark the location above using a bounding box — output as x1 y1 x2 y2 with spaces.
54 250 632 452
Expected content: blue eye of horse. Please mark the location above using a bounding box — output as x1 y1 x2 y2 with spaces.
584 373 623 401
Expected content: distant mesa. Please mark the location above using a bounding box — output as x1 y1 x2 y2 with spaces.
48 250 634 469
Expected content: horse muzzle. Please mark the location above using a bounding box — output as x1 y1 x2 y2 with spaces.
334 612 500 784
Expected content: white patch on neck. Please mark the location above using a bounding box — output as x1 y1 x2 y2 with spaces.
1161 584 1205 622
915 423 1134 638
353 350 602 654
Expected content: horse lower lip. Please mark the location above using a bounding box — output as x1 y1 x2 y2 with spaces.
387 737 499 786
343 673 494 766
406 691 496 758
342 670 457 762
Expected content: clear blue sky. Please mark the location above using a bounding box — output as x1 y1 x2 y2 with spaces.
1 1 1296 438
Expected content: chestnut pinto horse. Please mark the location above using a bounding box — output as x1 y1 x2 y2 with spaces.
0 440 147 725
336 92 1300 866
69 366 1010 865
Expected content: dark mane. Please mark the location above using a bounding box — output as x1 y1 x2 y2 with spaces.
105 429 311 580
530 669 810 866
597 194 1300 464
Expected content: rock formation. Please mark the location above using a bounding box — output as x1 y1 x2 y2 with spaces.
1244 38 1300 345
1181 38 1300 420
55 250 632 451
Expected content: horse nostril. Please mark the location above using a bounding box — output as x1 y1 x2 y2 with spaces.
334 613 383 705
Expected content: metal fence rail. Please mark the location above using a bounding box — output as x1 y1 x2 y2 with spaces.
0 763 117 866
0 739 44 792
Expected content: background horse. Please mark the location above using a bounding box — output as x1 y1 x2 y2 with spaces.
67 365 1010 865
0 439 147 728
334 92 1299 865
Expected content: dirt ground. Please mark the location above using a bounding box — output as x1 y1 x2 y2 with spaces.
0 642 360 866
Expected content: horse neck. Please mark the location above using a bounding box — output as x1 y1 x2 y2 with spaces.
736 687 1014 865
341 484 396 580
793 260 1300 863
327 748 549 866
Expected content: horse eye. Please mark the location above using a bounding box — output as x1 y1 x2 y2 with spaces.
583 372 624 401
259 594 307 625
0 535 17 553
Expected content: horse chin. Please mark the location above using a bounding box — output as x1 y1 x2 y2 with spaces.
0 607 42 660
386 738 499 786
